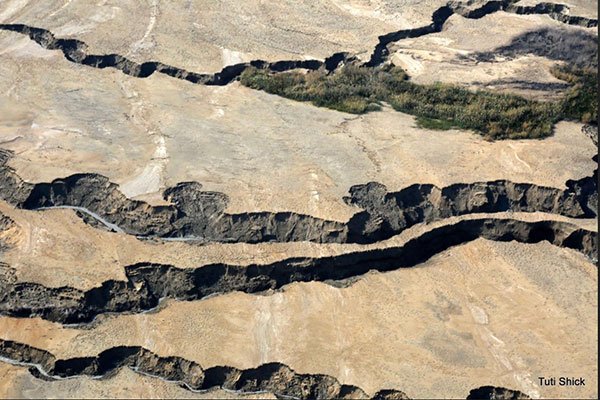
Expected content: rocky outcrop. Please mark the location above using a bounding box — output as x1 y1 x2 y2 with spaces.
0 1 596 83
505 2 597 27
372 389 411 400
345 172 597 243
583 124 598 146
0 151 347 242
449 0 597 28
0 148 596 244
0 211 16 252
467 386 531 399
1 218 595 324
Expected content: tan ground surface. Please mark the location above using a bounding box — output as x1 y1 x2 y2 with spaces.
0 7 596 221
0 198 595 291
0 0 449 72
0 239 596 399
388 12 595 99
0 1 597 399
0 44 594 220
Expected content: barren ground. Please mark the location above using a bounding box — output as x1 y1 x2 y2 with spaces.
0 0 597 399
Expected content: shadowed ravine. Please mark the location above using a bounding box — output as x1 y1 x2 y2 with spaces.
0 339 531 399
0 217 596 324
0 147 596 244
0 1 596 85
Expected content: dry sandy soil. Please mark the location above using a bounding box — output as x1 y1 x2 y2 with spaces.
0 48 595 220
0 237 596 399
0 0 597 399
0 5 596 221
0 0 449 72
388 12 596 99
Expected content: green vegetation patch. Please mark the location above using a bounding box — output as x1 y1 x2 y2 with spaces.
240 64 593 140
415 116 459 131
551 65 598 124
241 64 408 114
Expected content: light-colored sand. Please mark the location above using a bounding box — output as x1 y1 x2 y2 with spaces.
0 0 451 72
0 8 596 221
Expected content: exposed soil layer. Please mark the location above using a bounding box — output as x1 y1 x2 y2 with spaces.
0 217 595 324
0 339 531 399
0 339 390 399
0 146 596 244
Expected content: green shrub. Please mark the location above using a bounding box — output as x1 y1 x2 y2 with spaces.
415 117 458 130
240 63 591 140
551 65 598 124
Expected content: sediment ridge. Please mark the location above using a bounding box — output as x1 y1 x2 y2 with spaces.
0 217 595 324
0 1 596 85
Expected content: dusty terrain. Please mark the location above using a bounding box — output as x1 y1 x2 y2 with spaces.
516 0 598 19
0 0 597 399
0 239 596 398
0 0 450 72
388 12 596 99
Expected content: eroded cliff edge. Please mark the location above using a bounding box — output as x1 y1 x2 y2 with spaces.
0 217 595 324
0 1 596 84
0 339 531 400
0 146 596 244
